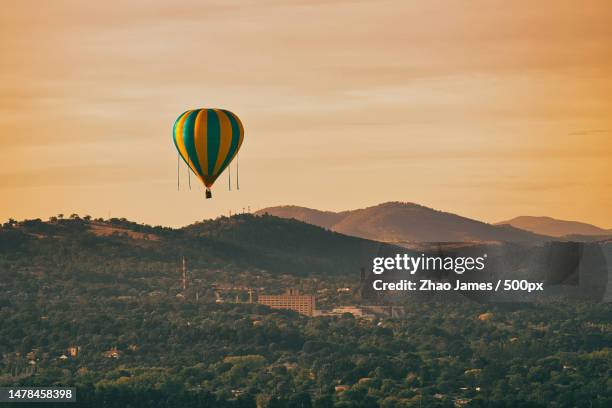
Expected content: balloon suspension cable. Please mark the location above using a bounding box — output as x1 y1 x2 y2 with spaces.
187 162 191 190
236 154 240 190
177 153 180 191
228 163 232 191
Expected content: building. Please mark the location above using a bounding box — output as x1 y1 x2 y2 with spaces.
67 346 80 357
102 347 121 359
327 306 375 320
258 289 315 316
334 385 350 393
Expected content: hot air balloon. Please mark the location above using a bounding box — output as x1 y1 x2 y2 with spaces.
173 108 244 199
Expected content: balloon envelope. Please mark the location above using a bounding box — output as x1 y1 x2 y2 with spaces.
173 108 244 189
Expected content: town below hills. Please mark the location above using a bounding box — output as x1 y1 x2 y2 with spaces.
0 213 611 407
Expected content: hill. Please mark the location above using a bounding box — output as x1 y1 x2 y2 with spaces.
496 215 612 238
0 214 381 281
250 205 347 230
257 202 550 243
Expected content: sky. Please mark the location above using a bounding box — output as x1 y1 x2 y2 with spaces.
1 0 611 228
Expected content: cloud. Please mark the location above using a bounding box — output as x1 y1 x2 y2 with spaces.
567 129 609 136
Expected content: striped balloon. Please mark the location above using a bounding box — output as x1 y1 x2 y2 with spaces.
173 108 244 190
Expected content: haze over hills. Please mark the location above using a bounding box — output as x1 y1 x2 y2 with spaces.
250 205 348 230
496 216 612 238
256 202 550 243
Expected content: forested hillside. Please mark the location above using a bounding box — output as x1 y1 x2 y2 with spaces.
0 216 610 407
0 214 379 282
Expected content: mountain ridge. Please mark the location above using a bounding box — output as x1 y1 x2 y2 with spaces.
256 201 551 243
495 215 612 238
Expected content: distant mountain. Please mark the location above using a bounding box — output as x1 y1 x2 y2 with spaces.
248 205 347 230
256 202 550 243
496 216 611 238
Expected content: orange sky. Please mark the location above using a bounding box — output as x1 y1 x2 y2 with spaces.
1 0 611 228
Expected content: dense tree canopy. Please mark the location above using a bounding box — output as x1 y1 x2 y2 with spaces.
0 216 610 407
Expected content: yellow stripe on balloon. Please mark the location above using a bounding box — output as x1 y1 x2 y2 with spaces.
194 109 209 182
229 110 244 163
236 113 244 152
175 110 197 174
213 109 233 175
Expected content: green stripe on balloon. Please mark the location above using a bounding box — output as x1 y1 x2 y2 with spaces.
206 110 221 176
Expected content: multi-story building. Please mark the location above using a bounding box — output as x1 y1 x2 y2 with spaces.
258 289 315 316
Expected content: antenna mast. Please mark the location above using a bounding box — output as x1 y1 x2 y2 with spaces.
181 256 188 291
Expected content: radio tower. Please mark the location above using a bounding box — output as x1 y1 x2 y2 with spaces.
181 256 188 291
